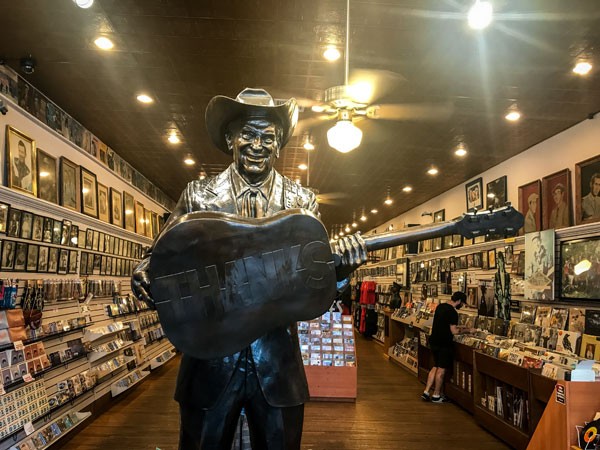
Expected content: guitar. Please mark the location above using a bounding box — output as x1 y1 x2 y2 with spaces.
148 205 523 359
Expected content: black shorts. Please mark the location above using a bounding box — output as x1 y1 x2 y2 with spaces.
430 345 454 369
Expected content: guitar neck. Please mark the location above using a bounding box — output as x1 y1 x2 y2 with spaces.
363 220 459 252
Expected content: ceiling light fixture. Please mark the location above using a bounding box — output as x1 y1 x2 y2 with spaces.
298 163 308 170
468 0 493 30
371 208 378 214
74 0 94 7
351 211 358 228
384 197 393 206
455 144 468 157
344 225 351 233
505 109 521 122
573 61 592 76
168 134 180 144
360 207 367 222
39 171 50 178
427 167 439 175
402 186 412 192
184 156 195 166
94 36 114 50
136 93 154 104
327 111 362 153
303 134 315 151
323 46 341 62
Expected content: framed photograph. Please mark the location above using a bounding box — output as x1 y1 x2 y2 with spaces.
61 220 72 246
542 169 572 230
123 191 136 232
26 244 38 272
135 201 145 235
1 240 16 270
560 236 600 300
92 230 100 251
47 247 59 273
6 125 37 196
151 212 159 239
78 229 86 249
51 219 62 245
31 214 43 241
486 176 507 209
97 183 110 223
98 231 105 253
110 188 123 227
68 250 78 274
80 252 88 275
525 230 555 301
14 242 27 271
465 177 483 211
70 224 79 247
576 155 600 225
59 157 80 212
0 203 8 234
518 180 542 233
432 209 444 251
85 228 93 249
487 249 496 269
58 249 69 275
144 209 153 238
20 211 33 240
36 149 58 204
6 208 21 237
80 167 98 218
38 246 49 272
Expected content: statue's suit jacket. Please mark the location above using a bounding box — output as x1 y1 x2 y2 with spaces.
160 164 318 409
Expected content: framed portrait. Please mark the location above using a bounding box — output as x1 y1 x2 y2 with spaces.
110 188 123 227
0 203 8 234
575 155 600 225
51 219 62 245
135 201 145 235
151 212 159 239
487 249 496 269
104 234 110 254
98 232 105 253
486 176 507 209
97 183 110 223
432 209 445 251
26 244 38 272
58 249 69 275
80 252 88 275
59 157 80 212
78 229 86 249
31 214 43 241
1 240 16 270
6 125 37 196
158 215 165 233
525 229 555 301
68 250 78 274
38 246 49 272
465 177 483 211
20 211 33 240
47 247 59 273
560 237 600 300
42 216 53 243
61 220 72 246
36 149 58 204
80 167 98 218
92 230 100 251
542 169 572 230
144 209 153 238
70 224 79 247
14 242 27 271
518 180 542 234
6 208 21 237
86 228 93 249
123 191 136 232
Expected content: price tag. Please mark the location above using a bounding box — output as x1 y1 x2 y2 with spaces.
23 373 34 383
504 237 516 244
13 340 24 351
24 421 35 436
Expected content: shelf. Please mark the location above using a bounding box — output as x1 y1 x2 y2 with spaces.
445 382 474 414
474 405 530 450
150 350 175 370
474 351 529 391
0 324 89 352
388 352 418 375
94 356 136 380
88 341 134 363
36 411 92 450
83 324 125 343
110 369 150 397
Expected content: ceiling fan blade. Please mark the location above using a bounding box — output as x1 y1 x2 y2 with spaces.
294 114 336 136
316 192 350 205
267 89 322 109
348 68 406 104
366 102 454 121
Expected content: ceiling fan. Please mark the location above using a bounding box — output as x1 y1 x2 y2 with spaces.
290 0 454 153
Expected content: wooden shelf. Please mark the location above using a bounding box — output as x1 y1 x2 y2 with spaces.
445 382 474 414
388 352 418 374
475 351 529 391
304 365 357 401
474 404 530 450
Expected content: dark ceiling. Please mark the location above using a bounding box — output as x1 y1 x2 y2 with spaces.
1 0 600 232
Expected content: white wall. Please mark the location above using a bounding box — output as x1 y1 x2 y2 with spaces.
371 116 600 233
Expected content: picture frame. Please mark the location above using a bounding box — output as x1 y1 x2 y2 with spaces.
487 249 496 269
47 247 59 273
465 177 483 211
432 209 444 251
6 125 37 196
31 214 43 241
0 203 8 234
110 188 123 228
59 157 80 212
37 246 49 272
486 175 507 209
70 224 79 247
542 168 572 230
68 250 78 274
42 216 53 243
560 236 600 300
575 155 600 225
1 240 16 270
92 230 100 251
58 249 69 275
6 208 21 238
61 220 72 246
78 229 86 249
51 219 62 245
20 211 33 240
518 180 542 234
80 252 88 275
85 228 93 249
14 242 27 271
36 149 58 204
80 166 98 218
135 201 145 235
26 244 38 272
144 208 153 238
123 191 136 232
97 183 110 223
151 212 159 239
525 229 555 301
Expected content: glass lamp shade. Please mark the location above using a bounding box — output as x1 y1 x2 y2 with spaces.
327 120 362 153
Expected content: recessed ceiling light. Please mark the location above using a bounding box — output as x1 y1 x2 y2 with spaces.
168 134 180 144
311 105 327 113
384 198 393 205
339 231 344 236
39 171 49 178
125 209 133 215
360 215 367 222
295 178 301 184
184 156 195 166
74 0 94 8
94 37 113 50
427 167 439 175
468 0 493 30
371 208 378 214
505 110 521 121
487 193 495 198
573 61 592 76
352 222 358 228
303 141 315 151
199 172 206 180
402 186 412 192
136 93 154 104
323 46 341 62
455 145 468 157
298 163 308 170
344 225 351 233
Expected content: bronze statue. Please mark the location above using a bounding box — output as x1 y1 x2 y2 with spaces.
132 88 368 450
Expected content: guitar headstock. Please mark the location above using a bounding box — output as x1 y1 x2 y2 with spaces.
454 204 524 239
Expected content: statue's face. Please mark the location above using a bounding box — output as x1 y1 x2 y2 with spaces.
227 118 281 184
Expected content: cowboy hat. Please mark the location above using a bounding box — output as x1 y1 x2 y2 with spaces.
205 88 298 154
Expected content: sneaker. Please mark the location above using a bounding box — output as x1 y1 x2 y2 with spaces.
431 395 451 403
421 392 431 401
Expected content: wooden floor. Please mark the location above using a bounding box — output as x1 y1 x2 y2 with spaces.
60 337 510 450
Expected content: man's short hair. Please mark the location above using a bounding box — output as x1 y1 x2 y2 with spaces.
527 193 539 205
590 173 600 186
553 183 565 194
451 292 467 303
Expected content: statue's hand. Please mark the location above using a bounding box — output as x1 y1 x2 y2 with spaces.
332 233 368 281
132 258 155 310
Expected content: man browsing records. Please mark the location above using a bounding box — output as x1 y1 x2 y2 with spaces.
422 292 472 403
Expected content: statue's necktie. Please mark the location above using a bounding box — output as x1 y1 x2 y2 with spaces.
242 189 264 218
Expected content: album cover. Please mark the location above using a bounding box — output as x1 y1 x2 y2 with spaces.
557 330 581 355
534 306 552 328
520 305 537 325
540 327 559 350
580 334 600 360
550 308 569 330
524 230 555 300
585 310 600 336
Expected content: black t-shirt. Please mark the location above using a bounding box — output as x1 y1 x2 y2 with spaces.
429 303 458 347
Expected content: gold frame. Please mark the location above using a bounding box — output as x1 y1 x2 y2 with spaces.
6 125 37 196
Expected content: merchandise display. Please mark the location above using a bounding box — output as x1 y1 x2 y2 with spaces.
298 312 356 368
